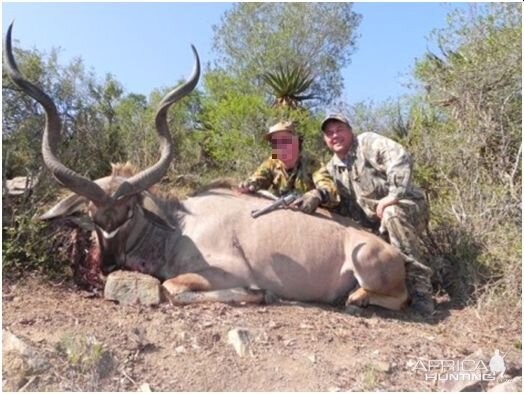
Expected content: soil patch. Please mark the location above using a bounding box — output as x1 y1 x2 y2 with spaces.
2 276 521 391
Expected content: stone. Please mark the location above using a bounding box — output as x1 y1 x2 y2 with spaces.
175 345 187 354
227 328 251 357
504 358 523 377
5 176 38 196
2 330 49 391
442 378 485 392
344 304 363 316
440 349 489 392
2 330 48 373
104 270 162 305
3 330 33 356
488 376 522 392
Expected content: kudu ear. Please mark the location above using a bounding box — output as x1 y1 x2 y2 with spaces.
140 191 178 230
39 193 88 220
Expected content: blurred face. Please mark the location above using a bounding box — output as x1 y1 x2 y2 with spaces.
322 120 353 158
270 130 300 168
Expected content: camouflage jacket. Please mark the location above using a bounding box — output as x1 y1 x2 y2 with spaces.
313 132 426 222
244 154 318 197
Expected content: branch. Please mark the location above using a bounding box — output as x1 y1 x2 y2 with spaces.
441 171 468 225
508 141 522 199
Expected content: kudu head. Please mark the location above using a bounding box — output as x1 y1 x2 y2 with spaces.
4 22 200 274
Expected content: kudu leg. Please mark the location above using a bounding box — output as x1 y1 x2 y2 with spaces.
349 242 409 311
162 274 265 305
346 287 408 311
163 273 211 293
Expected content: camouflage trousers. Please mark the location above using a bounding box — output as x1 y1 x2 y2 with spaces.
363 196 434 301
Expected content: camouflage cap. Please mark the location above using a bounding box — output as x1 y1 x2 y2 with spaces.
320 113 352 132
265 121 297 140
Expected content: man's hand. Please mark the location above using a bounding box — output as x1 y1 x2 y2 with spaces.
291 189 322 214
238 181 259 194
376 195 399 219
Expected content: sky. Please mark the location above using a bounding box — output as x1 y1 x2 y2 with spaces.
2 1 472 106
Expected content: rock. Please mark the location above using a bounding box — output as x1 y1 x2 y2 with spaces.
503 357 522 377
227 328 251 357
175 345 187 354
489 376 522 392
442 378 485 392
2 330 49 391
440 350 489 392
5 175 38 196
104 271 162 305
2 330 48 373
344 304 363 316
3 330 33 356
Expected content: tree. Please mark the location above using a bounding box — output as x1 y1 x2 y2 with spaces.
343 99 412 139
212 3 361 105
2 46 137 181
413 2 521 200
408 2 521 304
197 71 272 172
2 46 102 178
88 74 123 130
196 69 328 175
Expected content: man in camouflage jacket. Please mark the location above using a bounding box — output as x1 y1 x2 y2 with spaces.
307 113 434 314
239 121 321 213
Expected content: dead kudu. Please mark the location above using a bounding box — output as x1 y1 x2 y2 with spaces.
4 24 408 311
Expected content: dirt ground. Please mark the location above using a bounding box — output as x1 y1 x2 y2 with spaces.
2 275 522 392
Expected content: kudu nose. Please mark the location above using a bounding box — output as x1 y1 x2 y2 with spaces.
101 262 118 275
100 252 120 275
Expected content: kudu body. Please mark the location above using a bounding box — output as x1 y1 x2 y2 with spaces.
5 24 408 310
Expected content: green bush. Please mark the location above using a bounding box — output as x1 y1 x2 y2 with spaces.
406 3 522 310
2 206 68 280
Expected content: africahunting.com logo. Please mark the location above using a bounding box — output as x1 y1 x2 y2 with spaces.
411 349 507 382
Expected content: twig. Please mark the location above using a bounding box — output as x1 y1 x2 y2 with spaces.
2 149 9 207
509 141 522 199
441 171 468 224
18 375 37 392
122 369 137 386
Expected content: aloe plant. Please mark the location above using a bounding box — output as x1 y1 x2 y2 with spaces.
262 63 316 109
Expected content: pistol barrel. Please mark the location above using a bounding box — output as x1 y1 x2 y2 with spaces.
250 193 297 219
251 204 274 218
